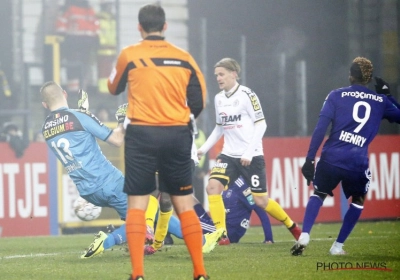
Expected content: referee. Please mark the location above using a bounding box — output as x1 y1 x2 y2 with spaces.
108 4 208 280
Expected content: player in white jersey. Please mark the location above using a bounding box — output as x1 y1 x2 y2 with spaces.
198 58 301 244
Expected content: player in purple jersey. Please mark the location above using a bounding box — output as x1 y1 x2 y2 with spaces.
223 176 273 243
291 57 400 256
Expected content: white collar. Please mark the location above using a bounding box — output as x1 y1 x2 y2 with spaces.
224 83 240 97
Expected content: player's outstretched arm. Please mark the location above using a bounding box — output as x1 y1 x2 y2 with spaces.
106 103 128 147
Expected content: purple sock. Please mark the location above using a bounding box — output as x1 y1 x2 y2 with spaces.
337 203 363 243
194 203 216 234
302 195 323 233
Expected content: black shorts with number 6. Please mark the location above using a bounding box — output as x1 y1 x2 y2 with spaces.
209 154 267 194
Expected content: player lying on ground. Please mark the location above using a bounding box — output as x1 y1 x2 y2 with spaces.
146 175 274 253
223 175 274 243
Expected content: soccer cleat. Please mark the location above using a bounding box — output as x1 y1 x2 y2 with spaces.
107 224 115 233
145 225 155 245
218 236 230 245
194 275 209 280
81 231 107 259
144 245 157 255
288 223 302 240
218 230 230 245
128 275 144 280
202 228 225 253
291 232 309 256
263 240 274 244
329 242 346 255
164 232 174 245
290 242 307 256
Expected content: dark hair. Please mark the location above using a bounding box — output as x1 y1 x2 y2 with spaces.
138 4 165 33
350 57 373 85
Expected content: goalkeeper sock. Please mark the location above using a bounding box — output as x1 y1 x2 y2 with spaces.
194 203 216 234
152 209 173 250
126 209 146 278
104 224 126 249
302 195 323 233
336 203 363 243
178 210 206 277
265 198 293 228
167 214 183 239
208 194 226 231
165 215 205 245
145 195 159 232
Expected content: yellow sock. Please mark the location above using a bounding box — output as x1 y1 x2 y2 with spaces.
208 194 226 231
152 209 173 250
145 195 159 231
265 198 294 228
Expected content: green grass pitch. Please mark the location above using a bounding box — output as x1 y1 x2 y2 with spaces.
0 221 399 279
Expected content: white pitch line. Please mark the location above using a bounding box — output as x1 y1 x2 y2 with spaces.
0 251 79 260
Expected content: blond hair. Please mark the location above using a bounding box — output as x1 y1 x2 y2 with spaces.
214 58 241 78
350 57 373 85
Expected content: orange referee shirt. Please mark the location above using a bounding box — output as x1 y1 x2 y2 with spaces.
108 36 206 126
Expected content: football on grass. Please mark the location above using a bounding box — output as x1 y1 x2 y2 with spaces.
73 197 102 221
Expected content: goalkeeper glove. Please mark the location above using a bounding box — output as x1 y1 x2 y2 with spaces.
374 77 391 96
301 158 315 186
115 103 128 123
77 89 89 110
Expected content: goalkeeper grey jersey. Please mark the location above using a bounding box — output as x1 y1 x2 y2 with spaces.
214 84 265 158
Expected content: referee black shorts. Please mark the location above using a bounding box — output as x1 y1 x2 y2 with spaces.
124 124 193 196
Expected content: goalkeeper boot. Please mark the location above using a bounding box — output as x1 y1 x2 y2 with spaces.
288 222 301 240
145 225 155 245
202 228 225 253
81 231 107 259
329 241 346 255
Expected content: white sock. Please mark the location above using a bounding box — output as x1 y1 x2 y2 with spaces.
298 232 310 245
